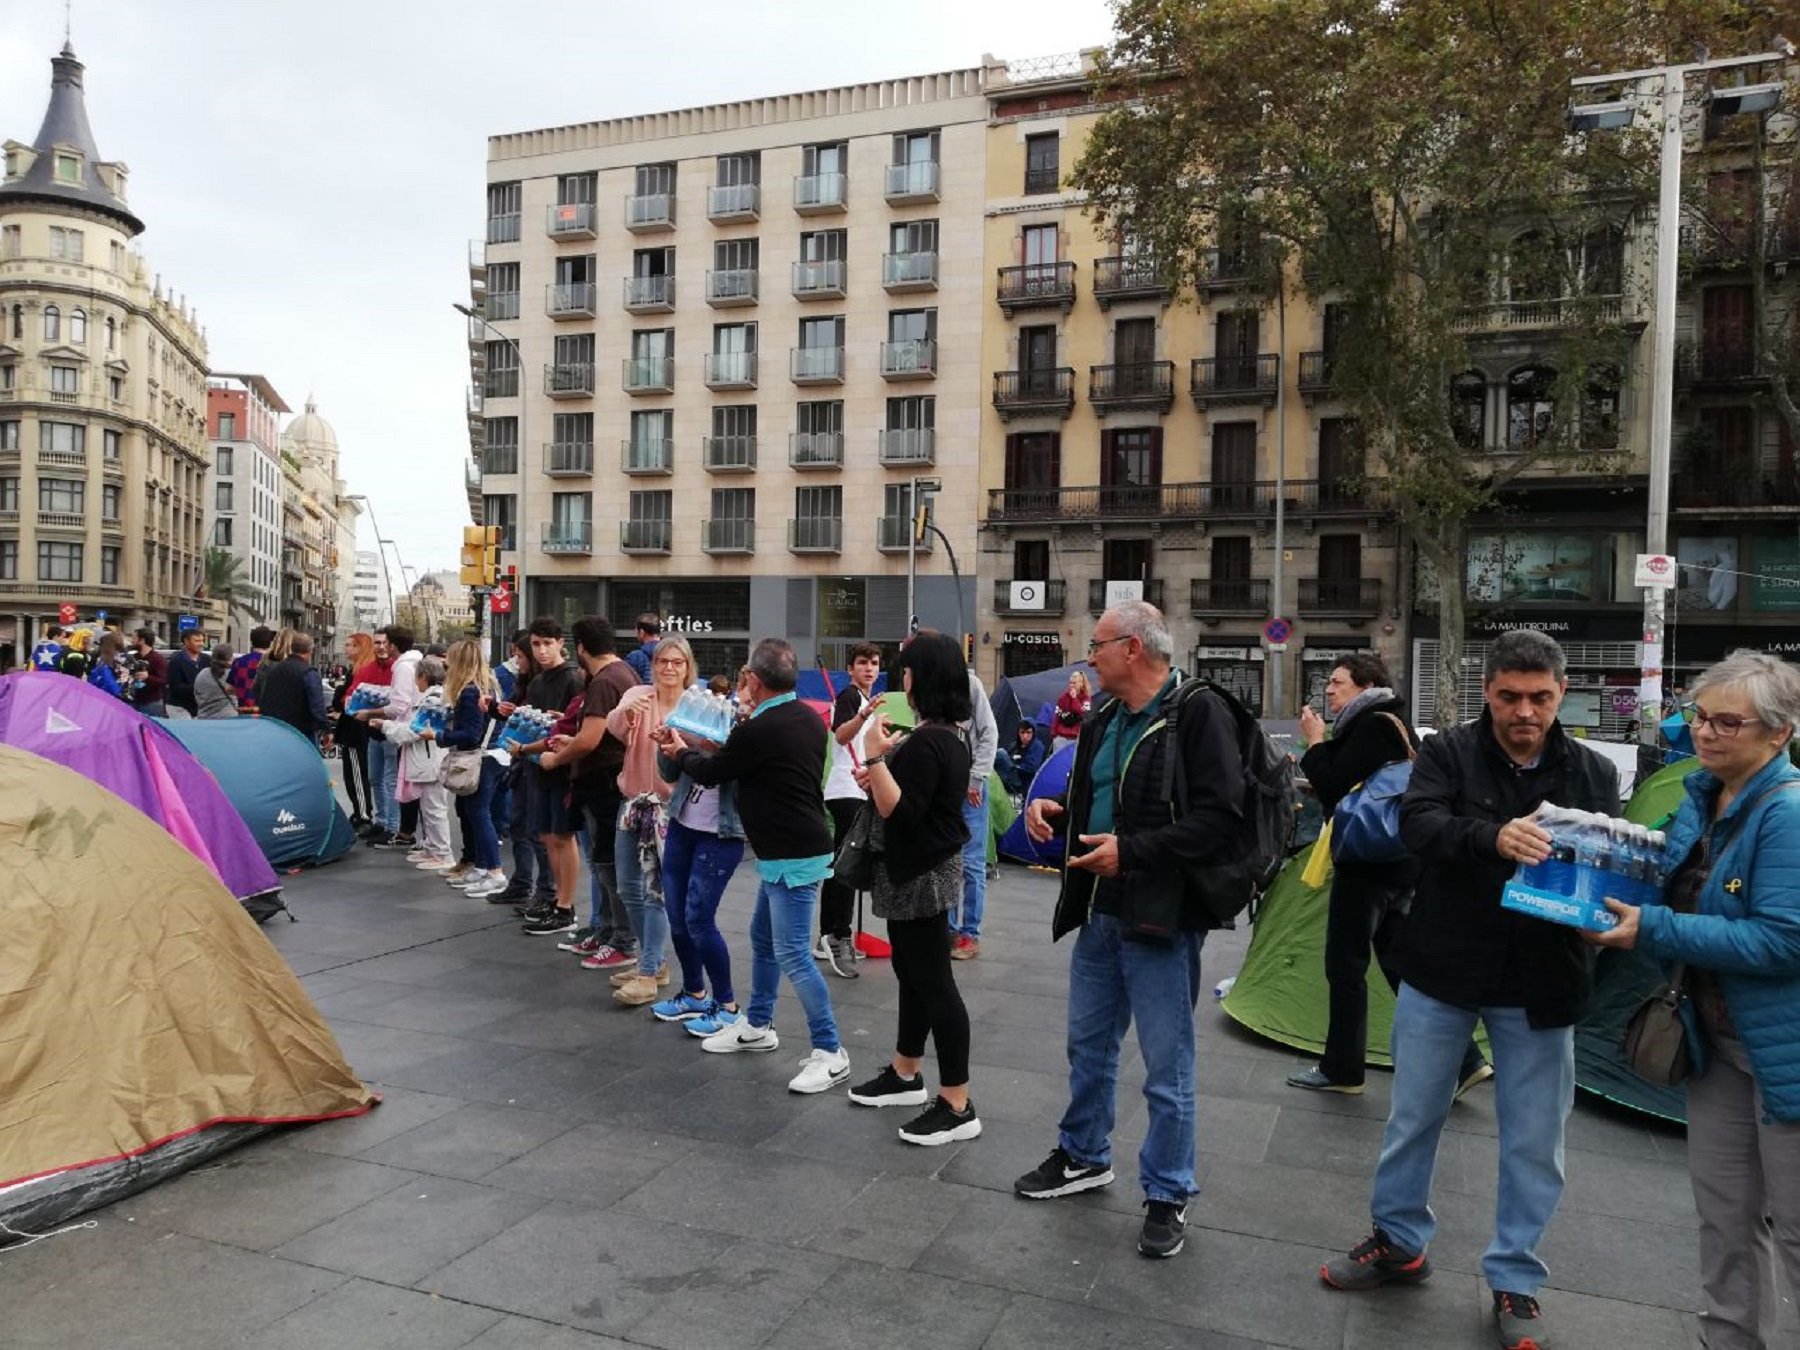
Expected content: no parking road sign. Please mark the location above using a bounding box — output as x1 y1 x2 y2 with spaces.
1262 617 1293 645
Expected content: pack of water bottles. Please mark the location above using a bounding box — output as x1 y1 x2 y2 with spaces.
345 684 390 715
409 700 448 736
1500 805 1669 932
665 684 737 744
494 706 558 758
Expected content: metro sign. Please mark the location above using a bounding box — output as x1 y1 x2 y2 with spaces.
1633 553 1676 590
490 583 513 615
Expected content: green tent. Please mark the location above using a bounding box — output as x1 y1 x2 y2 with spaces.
1623 757 1703 829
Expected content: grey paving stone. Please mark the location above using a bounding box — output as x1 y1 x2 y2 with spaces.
248 1276 506 1349
621 1240 841 1350
558 1063 718 1131
652 1074 845 1147
799 1173 972 1266
933 1120 1164 1219
283 1085 470 1159
336 947 481 985
1532 1290 1699 1350
272 1175 548 1284
766 1258 1013 1350
954 1062 1075 1126
356 1102 581 1182
308 978 423 1020
983 1292 1270 1350
1261 1100 1389 1177
1536 1206 1701 1309
910 1186 1134 1303
611 1144 877 1243
484 1122 699 1208
324 1017 471 1080
352 987 536 1035
1191 1158 1380 1249
1339 1268 1489 1350
759 1097 972 1178
460 1316 636 1349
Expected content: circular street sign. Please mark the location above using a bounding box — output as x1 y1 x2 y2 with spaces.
1263 617 1293 645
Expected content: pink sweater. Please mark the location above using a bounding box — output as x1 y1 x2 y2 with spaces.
606 684 679 801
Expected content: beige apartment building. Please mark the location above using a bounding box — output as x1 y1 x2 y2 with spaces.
0 44 212 661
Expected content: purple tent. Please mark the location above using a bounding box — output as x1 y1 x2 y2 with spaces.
0 673 281 907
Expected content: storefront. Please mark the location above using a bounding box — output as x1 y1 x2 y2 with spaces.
1000 629 1066 679
611 579 754 680
1410 613 1643 734
1191 643 1264 716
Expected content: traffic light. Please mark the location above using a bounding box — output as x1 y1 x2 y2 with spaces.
482 525 501 586
962 633 975 665
460 524 500 587
912 492 932 543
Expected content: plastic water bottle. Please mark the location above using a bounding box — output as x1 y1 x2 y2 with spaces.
1213 975 1237 1000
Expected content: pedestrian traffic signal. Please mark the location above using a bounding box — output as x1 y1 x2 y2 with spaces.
460 525 501 587
962 632 974 665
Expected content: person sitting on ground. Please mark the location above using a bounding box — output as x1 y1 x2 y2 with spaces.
194 644 238 719
996 720 1046 796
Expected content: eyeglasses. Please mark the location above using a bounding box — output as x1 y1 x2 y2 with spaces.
1683 703 1763 737
653 656 688 667
1085 635 1132 656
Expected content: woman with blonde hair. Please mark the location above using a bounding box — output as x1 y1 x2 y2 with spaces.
1052 669 1092 749
436 639 506 897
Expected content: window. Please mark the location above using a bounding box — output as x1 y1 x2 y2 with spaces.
0 540 16 580
0 225 17 258
102 483 121 519
891 130 940 184
556 172 597 205
0 476 16 509
555 332 596 368
0 364 12 392
37 540 82 583
711 238 759 301
1319 534 1363 579
9 305 20 340
101 545 120 586
218 412 237 439
1113 317 1157 371
1004 432 1061 495
1506 232 1561 303
1018 324 1058 376
887 308 935 345
110 242 124 273
108 375 122 401
484 417 519 473
882 482 915 526
69 308 86 345
1318 418 1366 504
1022 223 1059 270
1101 428 1163 511
1582 227 1624 296
216 482 234 512
1024 132 1060 194
551 411 593 453
486 181 522 243
628 410 672 469
796 485 842 521
486 262 520 321
634 163 676 196
49 366 78 395
626 489 671 549
632 246 674 278
43 305 60 342
1451 372 1486 450
213 518 232 547
1014 539 1050 581
1211 537 1254 599
54 154 80 184
1583 368 1621 450
39 422 83 455
215 445 234 475
709 487 755 545
1506 366 1557 450
105 315 116 352
886 395 935 432
2 420 21 450
803 142 847 176
891 219 938 255
482 493 517 550
484 340 519 397
716 153 760 188
102 428 120 460
797 316 844 366
48 226 83 261
711 405 757 454
1211 421 1258 508
553 490 593 527
1104 538 1152 587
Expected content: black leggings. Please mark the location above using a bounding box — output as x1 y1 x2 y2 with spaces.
340 733 371 821
888 911 971 1088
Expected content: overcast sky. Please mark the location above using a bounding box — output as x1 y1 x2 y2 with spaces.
0 0 1113 578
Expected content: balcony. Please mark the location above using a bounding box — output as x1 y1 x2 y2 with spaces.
884 161 940 204
626 193 676 232
1675 342 1758 385
620 519 673 554
996 262 1076 315
1191 578 1271 618
993 368 1076 421
877 429 935 466
1298 576 1383 617
622 356 674 395
706 269 759 307
702 517 755 554
1023 165 1062 196
1297 351 1338 402
883 251 939 292
1673 472 1800 512
1455 294 1626 332
36 510 84 530
101 514 124 533
703 435 757 472
621 439 673 475
1089 361 1176 414
546 201 597 240
1087 578 1165 614
1093 256 1171 308
545 362 595 398
986 481 1280 522
791 346 845 384
788 516 843 553
791 259 846 300
623 275 675 313
877 516 931 553
707 182 760 223
789 432 844 469
1679 220 1800 268
1191 354 1281 409
993 578 1067 617
880 339 937 380
793 172 848 214
486 291 520 322
36 448 86 468
545 282 597 319
703 351 758 390
544 441 594 477
542 521 594 555
1196 246 1262 293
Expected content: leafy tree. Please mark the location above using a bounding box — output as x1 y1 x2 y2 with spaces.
200 547 260 630
1074 0 1776 722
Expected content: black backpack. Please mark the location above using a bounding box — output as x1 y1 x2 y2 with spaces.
1159 678 1298 925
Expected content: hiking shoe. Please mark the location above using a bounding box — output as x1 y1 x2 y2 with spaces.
1493 1291 1548 1350
611 964 668 988
788 1047 852 1094
1320 1228 1432 1290
702 1018 778 1054
521 908 577 936
898 1096 981 1146
686 1007 740 1038
556 927 599 953
1456 1062 1496 1102
1014 1146 1114 1200
1287 1066 1365 1095
848 1065 930 1108
825 935 860 979
950 935 979 961
613 975 661 1007
580 945 634 970
1138 1199 1189 1258
652 992 716 1023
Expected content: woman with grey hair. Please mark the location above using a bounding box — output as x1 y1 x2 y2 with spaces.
1590 649 1800 1350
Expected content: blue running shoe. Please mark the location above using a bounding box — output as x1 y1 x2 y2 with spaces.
685 1007 741 1038
653 992 715 1024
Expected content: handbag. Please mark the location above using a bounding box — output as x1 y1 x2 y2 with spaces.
441 720 495 797
1330 713 1416 865
1622 962 1695 1086
830 801 883 892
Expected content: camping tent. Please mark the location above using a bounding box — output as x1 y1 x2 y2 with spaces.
0 672 281 908
0 745 375 1233
988 661 1098 741
999 742 1077 866
164 717 357 869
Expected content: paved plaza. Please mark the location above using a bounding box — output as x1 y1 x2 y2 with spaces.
7 843 1715 1349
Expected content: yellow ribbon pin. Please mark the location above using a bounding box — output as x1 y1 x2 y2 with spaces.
1725 878 1744 895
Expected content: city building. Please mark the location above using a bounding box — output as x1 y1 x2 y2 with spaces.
280 398 353 658
351 549 391 631
0 43 212 659
402 568 473 645
467 62 994 675
206 373 287 648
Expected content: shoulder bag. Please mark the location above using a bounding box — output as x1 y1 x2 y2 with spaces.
1330 712 1417 865
831 799 883 892
441 718 495 797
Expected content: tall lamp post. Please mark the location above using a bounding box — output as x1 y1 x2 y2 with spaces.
454 303 525 646
1570 46 1790 748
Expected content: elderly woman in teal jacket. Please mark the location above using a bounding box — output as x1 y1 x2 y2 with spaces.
1591 650 1800 1350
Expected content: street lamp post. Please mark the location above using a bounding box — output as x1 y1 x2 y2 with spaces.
454 303 525 648
905 475 942 638
1570 46 1790 748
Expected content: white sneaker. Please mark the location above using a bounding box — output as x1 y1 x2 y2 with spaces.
788 1047 851 1094
465 870 508 897
812 935 831 959
701 1019 779 1055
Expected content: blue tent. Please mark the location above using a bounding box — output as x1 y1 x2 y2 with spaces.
797 668 890 703
999 742 1077 865
163 718 355 868
989 662 1097 739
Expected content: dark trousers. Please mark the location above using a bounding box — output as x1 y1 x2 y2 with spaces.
819 797 863 938
1321 870 1485 1086
399 798 419 837
341 738 372 822
579 789 630 944
511 767 550 893
888 910 971 1088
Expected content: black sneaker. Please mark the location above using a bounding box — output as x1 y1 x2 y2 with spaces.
492 880 533 902
1492 1291 1548 1350
897 1096 982 1147
521 907 577 936
516 898 555 920
1013 1146 1114 1200
848 1065 929 1108
373 832 415 851
1320 1227 1433 1290
1138 1199 1188 1258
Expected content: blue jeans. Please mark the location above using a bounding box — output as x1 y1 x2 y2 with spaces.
1371 984 1576 1296
663 819 743 1005
616 823 669 976
956 789 989 939
745 877 840 1052
1058 913 1205 1204
369 738 398 833
455 757 502 869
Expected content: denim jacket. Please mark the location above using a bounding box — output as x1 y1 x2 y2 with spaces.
657 748 745 841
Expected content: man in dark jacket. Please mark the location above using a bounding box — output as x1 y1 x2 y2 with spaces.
130 628 169 717
662 637 849 1096
1288 653 1487 1096
256 632 333 741
1015 601 1245 1261
1321 630 1620 1350
166 629 206 718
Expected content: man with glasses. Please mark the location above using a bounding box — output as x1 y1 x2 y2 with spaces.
1015 602 1245 1260
1320 629 1619 1350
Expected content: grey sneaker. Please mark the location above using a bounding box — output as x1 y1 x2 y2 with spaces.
1493 1291 1549 1350
826 935 860 979
1320 1227 1432 1291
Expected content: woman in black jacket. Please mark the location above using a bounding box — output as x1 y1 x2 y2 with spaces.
846 631 981 1147
1288 653 1490 1096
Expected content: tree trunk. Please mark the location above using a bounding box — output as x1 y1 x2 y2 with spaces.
1414 521 1468 729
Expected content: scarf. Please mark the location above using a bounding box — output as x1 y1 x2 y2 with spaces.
1333 685 1395 735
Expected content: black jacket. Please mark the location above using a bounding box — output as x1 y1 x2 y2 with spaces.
1396 711 1621 1027
1050 679 1244 940
257 657 333 739
167 648 202 715
676 696 833 862
1303 695 1420 888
